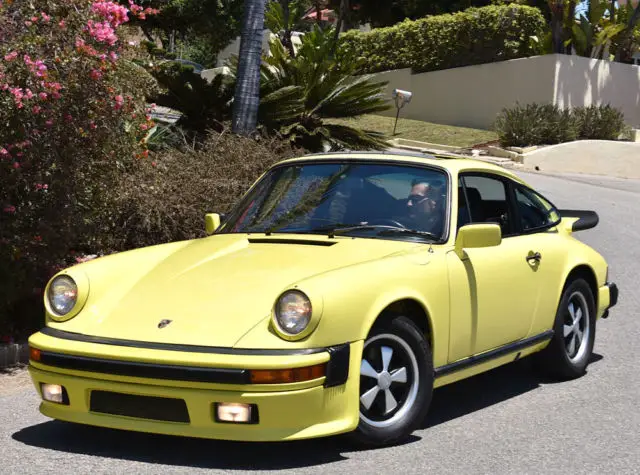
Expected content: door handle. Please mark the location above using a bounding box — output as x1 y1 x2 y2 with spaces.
526 251 542 263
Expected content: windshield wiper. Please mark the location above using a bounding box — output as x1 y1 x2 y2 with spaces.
310 223 377 238
376 227 440 241
311 223 439 240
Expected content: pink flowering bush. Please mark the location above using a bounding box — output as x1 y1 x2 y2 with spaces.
0 0 159 339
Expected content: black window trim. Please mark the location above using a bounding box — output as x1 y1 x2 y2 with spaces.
510 182 563 236
458 170 562 238
215 158 454 245
458 171 519 238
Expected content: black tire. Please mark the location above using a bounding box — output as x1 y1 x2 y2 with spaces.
534 278 596 380
350 316 433 447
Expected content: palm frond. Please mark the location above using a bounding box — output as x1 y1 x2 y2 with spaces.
259 85 305 126
311 74 390 119
322 123 390 151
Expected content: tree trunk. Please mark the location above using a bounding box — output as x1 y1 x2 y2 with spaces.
615 3 640 62
333 0 349 45
552 16 564 54
315 1 321 26
564 0 576 54
610 0 616 23
280 0 295 56
232 0 267 135
549 0 565 54
141 25 156 45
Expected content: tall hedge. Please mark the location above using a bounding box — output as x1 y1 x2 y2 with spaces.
337 5 546 74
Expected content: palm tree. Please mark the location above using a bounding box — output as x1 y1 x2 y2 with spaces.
232 0 268 135
227 26 391 151
614 0 640 62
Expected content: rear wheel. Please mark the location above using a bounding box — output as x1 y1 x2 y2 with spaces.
534 278 596 380
351 316 433 446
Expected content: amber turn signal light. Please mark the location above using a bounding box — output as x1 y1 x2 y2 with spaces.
250 363 326 384
30 347 41 362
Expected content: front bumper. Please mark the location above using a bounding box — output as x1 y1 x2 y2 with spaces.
27 329 362 441
599 281 618 319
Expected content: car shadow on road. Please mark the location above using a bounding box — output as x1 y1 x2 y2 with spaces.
423 352 604 429
12 353 603 470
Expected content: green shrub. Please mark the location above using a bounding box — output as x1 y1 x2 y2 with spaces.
337 4 546 74
574 104 626 140
493 103 626 147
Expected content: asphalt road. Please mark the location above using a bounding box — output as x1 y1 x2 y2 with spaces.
2 170 639 474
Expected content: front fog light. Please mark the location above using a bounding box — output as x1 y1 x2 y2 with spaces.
214 402 257 424
41 383 68 404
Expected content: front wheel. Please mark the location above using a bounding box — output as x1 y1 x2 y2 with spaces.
534 278 596 380
350 316 433 447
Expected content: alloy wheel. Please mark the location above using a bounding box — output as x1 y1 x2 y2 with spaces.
563 291 591 363
359 333 420 428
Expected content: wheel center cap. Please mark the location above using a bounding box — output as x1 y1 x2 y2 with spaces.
378 371 392 390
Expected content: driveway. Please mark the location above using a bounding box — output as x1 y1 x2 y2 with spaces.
2 170 638 474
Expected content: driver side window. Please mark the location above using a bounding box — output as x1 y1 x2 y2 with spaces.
458 174 514 237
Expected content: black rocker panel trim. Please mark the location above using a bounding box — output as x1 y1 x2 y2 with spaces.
434 331 554 378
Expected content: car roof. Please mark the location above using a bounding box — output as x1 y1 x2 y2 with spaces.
273 151 527 184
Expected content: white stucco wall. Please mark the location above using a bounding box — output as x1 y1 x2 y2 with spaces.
373 54 640 129
552 55 640 128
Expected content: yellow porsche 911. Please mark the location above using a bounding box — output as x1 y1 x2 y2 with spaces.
28 151 618 446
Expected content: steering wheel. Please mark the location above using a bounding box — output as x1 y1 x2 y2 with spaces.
366 218 408 229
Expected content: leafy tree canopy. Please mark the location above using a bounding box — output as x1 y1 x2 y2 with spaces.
123 0 244 66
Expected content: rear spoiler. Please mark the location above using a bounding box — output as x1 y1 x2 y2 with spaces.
558 209 599 232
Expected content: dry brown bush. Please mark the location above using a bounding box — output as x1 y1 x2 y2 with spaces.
104 129 303 251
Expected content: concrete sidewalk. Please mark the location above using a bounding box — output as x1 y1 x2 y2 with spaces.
517 140 640 179
391 138 640 180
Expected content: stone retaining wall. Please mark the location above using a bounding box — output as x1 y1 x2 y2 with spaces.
0 343 29 369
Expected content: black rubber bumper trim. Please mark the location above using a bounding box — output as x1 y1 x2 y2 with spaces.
36 328 353 386
606 282 618 308
324 343 350 387
40 326 326 356
36 350 251 384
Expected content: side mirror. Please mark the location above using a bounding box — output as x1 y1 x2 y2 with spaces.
454 223 501 257
205 213 222 234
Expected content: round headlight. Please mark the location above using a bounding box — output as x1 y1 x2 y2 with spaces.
275 290 312 335
48 275 78 316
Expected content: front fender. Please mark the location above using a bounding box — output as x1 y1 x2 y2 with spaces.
42 240 192 325
234 251 451 367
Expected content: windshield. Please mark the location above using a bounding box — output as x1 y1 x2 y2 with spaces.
219 161 449 241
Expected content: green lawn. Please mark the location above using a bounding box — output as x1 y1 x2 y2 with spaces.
330 114 498 148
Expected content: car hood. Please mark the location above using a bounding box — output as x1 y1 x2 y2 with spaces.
59 234 418 347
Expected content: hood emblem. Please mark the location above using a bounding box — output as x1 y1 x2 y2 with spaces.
158 319 172 329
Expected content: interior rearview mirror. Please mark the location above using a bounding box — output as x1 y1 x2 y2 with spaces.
454 223 501 257
205 213 221 234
